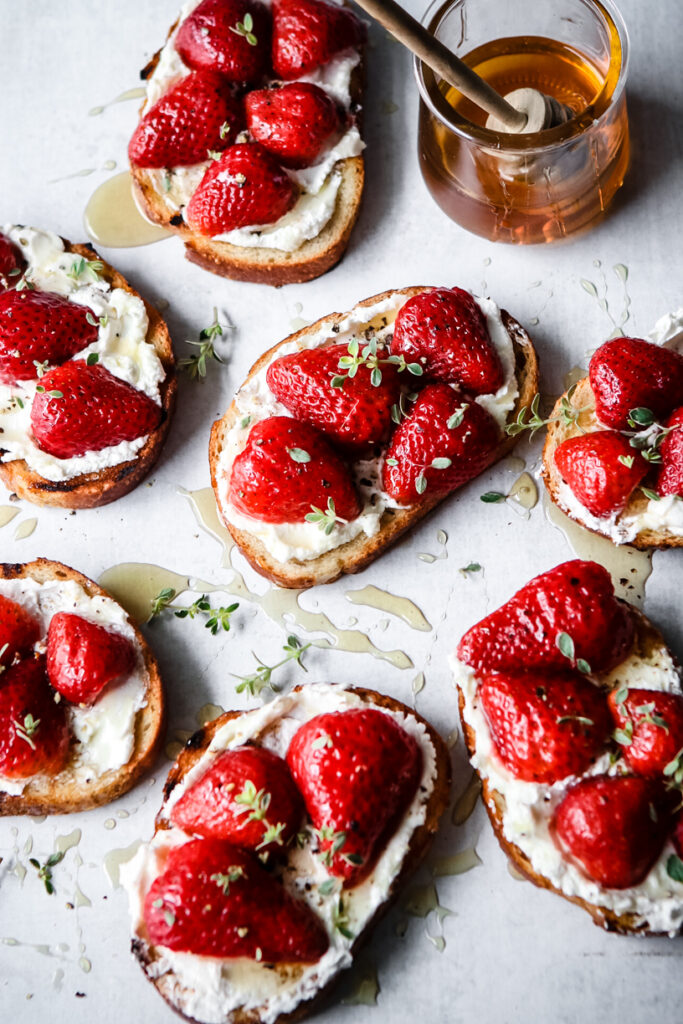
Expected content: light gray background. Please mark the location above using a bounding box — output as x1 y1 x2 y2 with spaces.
0 1 681 1021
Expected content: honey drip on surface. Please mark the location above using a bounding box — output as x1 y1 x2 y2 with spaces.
0 506 20 527
14 517 37 540
508 472 539 511
88 86 147 116
452 770 482 826
342 964 380 1006
103 840 143 889
345 585 432 631
84 171 171 248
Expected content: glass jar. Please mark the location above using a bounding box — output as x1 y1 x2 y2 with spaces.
414 0 630 244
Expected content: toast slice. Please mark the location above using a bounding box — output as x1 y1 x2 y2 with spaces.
124 683 451 1024
0 558 165 815
131 10 365 286
542 376 683 549
453 606 683 936
0 237 176 509
210 287 539 588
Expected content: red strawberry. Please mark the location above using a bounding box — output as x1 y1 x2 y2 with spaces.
176 0 272 84
608 687 683 778
0 290 99 385
286 708 422 884
0 233 24 291
657 406 683 497
144 839 328 961
186 143 297 234
554 430 648 518
391 288 505 395
0 595 40 667
128 70 244 169
0 657 70 778
553 775 673 888
272 0 365 79
589 337 683 430
457 560 635 675
46 613 136 706
229 416 360 524
381 383 500 504
170 746 303 855
479 669 611 784
30 362 161 459
266 343 401 448
245 83 340 168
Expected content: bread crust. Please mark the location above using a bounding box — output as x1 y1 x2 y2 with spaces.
542 376 683 549
130 684 451 1024
209 287 539 588
456 606 680 936
0 240 176 509
0 558 165 815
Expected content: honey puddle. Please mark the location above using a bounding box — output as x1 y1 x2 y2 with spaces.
508 472 538 511
14 517 37 540
88 86 147 116
103 840 143 889
0 506 20 527
432 847 482 876
342 964 380 1006
345 585 432 631
452 770 482 826
417 529 448 564
84 171 171 248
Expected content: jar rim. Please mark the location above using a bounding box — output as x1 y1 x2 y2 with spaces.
413 0 630 152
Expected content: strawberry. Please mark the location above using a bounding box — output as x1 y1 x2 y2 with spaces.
391 288 505 395
478 669 611 784
553 775 673 889
175 0 272 84
0 290 99 385
381 383 500 504
457 560 635 676
170 746 303 856
553 430 648 518
46 613 136 706
185 143 297 235
144 839 328 961
0 657 70 778
245 83 340 168
128 70 244 169
608 687 683 778
272 0 365 79
589 337 683 430
0 595 40 667
30 362 161 459
0 233 24 291
266 343 401 448
657 406 683 497
286 708 422 884
229 416 360 524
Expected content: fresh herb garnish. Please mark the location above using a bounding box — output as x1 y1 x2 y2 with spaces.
230 11 258 45
149 587 177 620
331 337 423 389
67 257 104 283
332 894 354 939
666 854 683 884
305 497 347 535
85 311 109 329
447 405 468 430
288 447 311 464
627 407 655 429
556 715 594 727
618 454 635 468
311 732 333 750
174 594 239 635
480 491 507 504
33 359 49 378
640 487 661 502
664 748 683 788
555 632 591 674
613 720 634 747
391 391 419 425
233 635 310 697
29 851 65 895
13 713 40 749
219 121 232 140
505 385 587 438
86 352 100 366
35 386 63 399
233 781 286 849
460 562 482 574
211 865 246 894
179 308 226 380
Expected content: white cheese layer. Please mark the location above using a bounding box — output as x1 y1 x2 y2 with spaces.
122 682 437 1024
0 226 165 482
451 644 683 936
0 576 148 794
216 292 518 563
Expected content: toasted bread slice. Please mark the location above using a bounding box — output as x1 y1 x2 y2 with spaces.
455 606 683 936
210 287 539 588
0 239 176 509
542 377 682 549
131 16 365 286
0 558 165 815
126 683 451 1024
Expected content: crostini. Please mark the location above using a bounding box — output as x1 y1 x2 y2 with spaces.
122 682 450 1023
210 285 539 587
451 558 683 936
0 558 165 815
130 0 366 285
0 225 176 509
541 312 683 548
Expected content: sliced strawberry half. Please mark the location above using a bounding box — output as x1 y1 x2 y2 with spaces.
286 707 422 885
381 382 501 504
46 612 137 706
0 290 99 385
589 337 683 430
0 233 25 292
457 560 635 675
0 657 71 779
128 70 244 169
0 595 40 667
272 0 365 79
245 83 340 168
479 669 611 784
170 746 304 856
30 362 161 459
229 415 360 524
144 839 329 961
554 430 648 518
175 0 272 84
608 687 683 777
656 406 683 498
185 143 298 235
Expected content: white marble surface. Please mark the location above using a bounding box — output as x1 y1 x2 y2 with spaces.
0 0 682 1021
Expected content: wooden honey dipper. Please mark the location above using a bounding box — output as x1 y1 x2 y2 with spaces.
354 0 574 132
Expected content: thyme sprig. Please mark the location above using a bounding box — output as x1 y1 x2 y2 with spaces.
233 635 310 697
230 12 258 45
556 632 591 674
506 385 587 439
67 257 104 283
179 308 226 380
233 780 287 850
13 713 40 749
211 865 245 894
29 851 65 895
304 497 347 535
331 337 423 389
148 587 239 634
